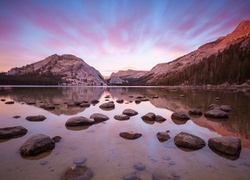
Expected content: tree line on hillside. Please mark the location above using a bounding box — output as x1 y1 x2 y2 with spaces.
155 39 250 86
0 72 64 85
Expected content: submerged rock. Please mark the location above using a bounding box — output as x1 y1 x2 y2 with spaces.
153 174 176 180
157 132 170 142
188 108 202 116
65 116 94 126
174 132 206 150
90 113 109 123
61 165 93 180
119 131 142 140
133 162 146 171
208 136 241 156
19 134 55 156
141 112 156 121
123 171 151 180
204 109 228 119
26 115 46 121
73 156 87 165
122 109 138 116
171 112 190 120
0 126 27 139
114 114 130 120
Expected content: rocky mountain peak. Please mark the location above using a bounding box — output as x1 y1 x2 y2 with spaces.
7 54 107 86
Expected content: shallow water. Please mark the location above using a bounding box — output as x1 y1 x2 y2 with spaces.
0 86 250 180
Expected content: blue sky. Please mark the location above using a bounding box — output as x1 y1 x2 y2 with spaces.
0 0 250 76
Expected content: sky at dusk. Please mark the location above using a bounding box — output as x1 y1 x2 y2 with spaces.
1 0 250 76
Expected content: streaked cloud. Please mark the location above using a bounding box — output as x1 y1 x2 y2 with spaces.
0 0 250 75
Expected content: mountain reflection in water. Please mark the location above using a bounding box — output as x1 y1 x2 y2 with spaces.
0 86 250 180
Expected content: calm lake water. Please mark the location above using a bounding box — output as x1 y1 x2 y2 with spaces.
0 86 250 180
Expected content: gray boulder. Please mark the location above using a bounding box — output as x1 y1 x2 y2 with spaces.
0 126 27 139
116 99 124 103
141 112 156 121
171 112 190 120
133 162 146 171
114 114 130 120
204 109 228 119
65 116 94 126
208 136 241 156
123 109 138 116
174 132 206 150
155 115 166 122
26 115 46 121
61 165 93 180
99 102 115 109
19 134 55 156
90 113 109 123
157 132 170 142
120 131 142 140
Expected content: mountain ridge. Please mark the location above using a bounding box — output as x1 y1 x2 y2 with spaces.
140 19 250 85
6 54 107 86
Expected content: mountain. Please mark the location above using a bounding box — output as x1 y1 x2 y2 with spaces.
4 54 107 86
108 69 148 85
136 20 250 86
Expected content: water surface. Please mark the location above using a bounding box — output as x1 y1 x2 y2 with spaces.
0 86 250 180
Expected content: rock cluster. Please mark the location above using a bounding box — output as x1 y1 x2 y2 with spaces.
204 104 232 119
141 112 166 122
171 112 190 120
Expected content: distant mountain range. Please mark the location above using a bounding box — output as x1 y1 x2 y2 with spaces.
1 20 249 86
107 69 148 85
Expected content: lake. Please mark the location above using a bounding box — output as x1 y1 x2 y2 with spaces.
0 86 250 180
